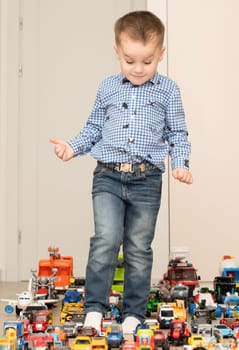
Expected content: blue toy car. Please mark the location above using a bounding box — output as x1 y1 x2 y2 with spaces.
213 324 233 338
107 330 124 349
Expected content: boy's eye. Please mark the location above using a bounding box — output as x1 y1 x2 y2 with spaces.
126 61 133 64
144 62 152 65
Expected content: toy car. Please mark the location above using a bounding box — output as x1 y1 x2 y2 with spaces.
135 327 155 350
213 324 233 338
219 317 239 330
146 289 163 316
170 284 189 305
122 340 136 350
188 334 207 347
72 335 92 350
193 287 217 310
60 302 84 324
112 254 124 293
191 309 211 333
107 330 124 349
24 333 54 350
78 327 99 337
31 309 53 332
144 318 160 330
38 246 73 293
62 312 85 337
153 329 169 350
91 336 108 350
162 257 200 297
167 319 191 345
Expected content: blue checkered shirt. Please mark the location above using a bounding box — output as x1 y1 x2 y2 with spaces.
68 72 191 172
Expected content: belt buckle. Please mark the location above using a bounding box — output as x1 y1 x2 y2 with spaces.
140 163 146 172
120 163 133 173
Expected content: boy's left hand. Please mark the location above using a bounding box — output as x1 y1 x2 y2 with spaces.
172 168 193 184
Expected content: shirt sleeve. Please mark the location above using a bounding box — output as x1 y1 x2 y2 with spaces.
68 86 105 157
163 83 191 170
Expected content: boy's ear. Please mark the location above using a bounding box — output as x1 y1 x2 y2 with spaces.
114 44 120 60
159 47 166 62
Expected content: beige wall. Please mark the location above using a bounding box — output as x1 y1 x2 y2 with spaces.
0 0 170 282
1 0 239 282
167 0 239 280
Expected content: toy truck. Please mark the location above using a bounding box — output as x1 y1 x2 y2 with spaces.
162 257 200 297
221 263 239 288
167 319 191 345
157 301 187 328
24 333 54 350
146 289 163 317
157 304 175 329
30 268 58 300
31 309 53 332
0 334 17 350
213 276 236 303
135 328 155 350
153 329 170 350
38 246 73 293
112 254 124 293
0 321 25 350
62 289 82 306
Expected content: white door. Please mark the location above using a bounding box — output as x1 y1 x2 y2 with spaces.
17 0 169 281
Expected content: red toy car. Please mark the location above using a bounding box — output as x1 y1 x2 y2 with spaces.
167 319 191 345
219 317 239 330
153 329 169 350
32 309 53 332
162 258 200 297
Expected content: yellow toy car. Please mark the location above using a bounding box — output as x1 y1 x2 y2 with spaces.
91 336 108 350
188 334 206 347
72 335 92 350
60 302 84 323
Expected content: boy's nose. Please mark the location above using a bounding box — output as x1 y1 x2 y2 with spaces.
134 64 143 73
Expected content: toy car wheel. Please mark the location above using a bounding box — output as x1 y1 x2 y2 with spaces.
183 336 189 345
162 340 170 350
15 305 22 315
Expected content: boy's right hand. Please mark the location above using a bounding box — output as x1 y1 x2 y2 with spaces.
50 138 74 161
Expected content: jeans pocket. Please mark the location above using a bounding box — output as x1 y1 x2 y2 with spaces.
93 165 108 177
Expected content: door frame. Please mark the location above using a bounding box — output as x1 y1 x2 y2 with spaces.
0 0 20 281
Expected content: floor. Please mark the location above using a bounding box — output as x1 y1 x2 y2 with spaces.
0 281 134 341
0 281 29 332
0 281 231 348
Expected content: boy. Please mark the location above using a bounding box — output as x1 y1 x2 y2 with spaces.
50 10 193 334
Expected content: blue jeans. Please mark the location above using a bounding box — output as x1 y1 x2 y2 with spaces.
84 164 162 322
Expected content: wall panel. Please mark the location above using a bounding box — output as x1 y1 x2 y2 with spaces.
167 0 239 280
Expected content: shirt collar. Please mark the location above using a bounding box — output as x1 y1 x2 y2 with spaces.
121 72 161 85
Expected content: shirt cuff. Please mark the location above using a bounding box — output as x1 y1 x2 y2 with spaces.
68 140 84 157
171 158 190 170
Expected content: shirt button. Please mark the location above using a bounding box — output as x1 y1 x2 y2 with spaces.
128 137 135 143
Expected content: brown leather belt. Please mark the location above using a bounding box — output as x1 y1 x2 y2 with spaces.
97 161 157 173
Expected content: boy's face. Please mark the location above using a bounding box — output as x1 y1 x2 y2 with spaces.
114 33 165 86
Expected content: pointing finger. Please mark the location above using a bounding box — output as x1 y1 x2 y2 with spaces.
49 138 61 145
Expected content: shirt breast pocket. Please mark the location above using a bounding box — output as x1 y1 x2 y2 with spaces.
104 103 122 122
144 100 166 127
